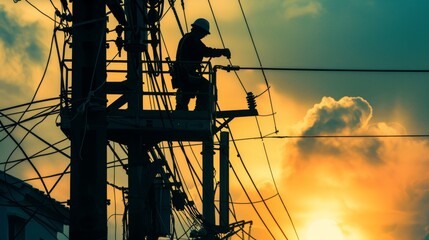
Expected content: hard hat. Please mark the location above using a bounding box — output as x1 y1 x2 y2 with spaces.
191 18 210 34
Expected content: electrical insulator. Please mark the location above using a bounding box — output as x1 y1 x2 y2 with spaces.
246 92 257 110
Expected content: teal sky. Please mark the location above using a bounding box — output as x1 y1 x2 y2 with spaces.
167 0 429 134
235 0 429 134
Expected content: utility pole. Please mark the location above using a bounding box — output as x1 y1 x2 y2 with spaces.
123 0 154 239
220 131 230 231
69 0 107 239
61 1 258 239
202 138 215 237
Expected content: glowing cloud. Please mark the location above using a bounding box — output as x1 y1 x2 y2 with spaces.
300 96 373 135
293 96 387 163
281 96 429 239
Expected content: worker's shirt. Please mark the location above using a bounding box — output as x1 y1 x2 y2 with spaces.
176 32 224 74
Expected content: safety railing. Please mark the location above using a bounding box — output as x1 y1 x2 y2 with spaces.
59 59 216 114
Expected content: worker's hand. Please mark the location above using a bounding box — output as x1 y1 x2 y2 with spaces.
222 48 231 59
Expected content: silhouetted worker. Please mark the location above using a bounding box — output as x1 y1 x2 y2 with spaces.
173 18 231 111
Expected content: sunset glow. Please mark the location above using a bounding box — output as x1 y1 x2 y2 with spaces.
305 219 344 240
2 1 429 239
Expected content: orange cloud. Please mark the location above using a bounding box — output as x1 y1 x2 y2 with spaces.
278 96 429 239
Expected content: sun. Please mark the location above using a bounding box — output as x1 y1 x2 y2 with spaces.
305 218 344 240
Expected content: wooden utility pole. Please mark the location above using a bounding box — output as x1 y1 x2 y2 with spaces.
69 0 107 239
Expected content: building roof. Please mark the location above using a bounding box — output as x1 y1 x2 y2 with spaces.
0 170 69 225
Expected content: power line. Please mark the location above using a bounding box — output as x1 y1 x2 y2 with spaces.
207 0 250 96
225 134 429 143
153 132 429 144
22 0 58 23
202 4 297 237
265 134 429 139
236 0 279 134
228 128 290 240
216 193 279 205
237 66 429 73
253 116 301 240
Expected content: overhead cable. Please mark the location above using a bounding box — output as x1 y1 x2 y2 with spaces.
266 134 429 139
228 129 289 240
207 0 247 92
237 66 429 73
253 115 301 240
236 0 279 133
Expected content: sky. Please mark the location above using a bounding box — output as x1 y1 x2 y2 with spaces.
1 0 429 239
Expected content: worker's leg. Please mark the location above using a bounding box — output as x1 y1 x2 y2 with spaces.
194 78 210 111
175 85 199 111
175 88 191 111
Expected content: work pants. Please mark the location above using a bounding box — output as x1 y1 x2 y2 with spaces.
175 77 210 111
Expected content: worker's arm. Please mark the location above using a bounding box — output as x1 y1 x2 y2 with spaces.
203 47 231 59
